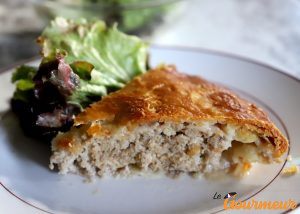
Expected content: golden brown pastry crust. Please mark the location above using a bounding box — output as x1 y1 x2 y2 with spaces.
73 65 288 155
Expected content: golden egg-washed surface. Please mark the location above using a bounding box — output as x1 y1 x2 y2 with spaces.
74 65 288 155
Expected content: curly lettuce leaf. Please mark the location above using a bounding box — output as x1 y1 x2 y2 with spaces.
39 17 148 89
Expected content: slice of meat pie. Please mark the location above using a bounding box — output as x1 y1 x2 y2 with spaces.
50 66 288 178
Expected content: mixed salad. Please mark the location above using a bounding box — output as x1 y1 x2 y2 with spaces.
11 17 149 141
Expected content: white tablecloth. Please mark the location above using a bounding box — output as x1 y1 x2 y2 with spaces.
152 0 300 78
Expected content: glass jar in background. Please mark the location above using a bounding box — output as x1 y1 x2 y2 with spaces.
30 0 187 36
0 0 188 69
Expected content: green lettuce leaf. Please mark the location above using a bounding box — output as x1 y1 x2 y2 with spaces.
70 61 94 80
37 17 148 108
16 79 35 91
12 65 37 84
12 65 38 102
39 17 148 88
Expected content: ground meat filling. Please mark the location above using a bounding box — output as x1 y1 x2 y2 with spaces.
50 121 276 178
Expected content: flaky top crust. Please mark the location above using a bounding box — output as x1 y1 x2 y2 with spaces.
74 66 288 155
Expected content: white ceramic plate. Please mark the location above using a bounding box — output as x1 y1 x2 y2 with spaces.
0 46 299 214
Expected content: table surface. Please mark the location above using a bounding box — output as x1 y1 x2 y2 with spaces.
152 0 300 78
1 0 300 79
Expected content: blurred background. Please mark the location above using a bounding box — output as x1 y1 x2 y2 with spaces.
1 0 300 77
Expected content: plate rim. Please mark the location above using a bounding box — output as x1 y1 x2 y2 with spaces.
151 45 300 83
1 44 300 84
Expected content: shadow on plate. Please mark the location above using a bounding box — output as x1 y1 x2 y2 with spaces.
0 110 52 170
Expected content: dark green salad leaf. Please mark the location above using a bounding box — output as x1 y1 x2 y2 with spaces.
11 17 149 141
12 65 37 83
12 66 38 102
